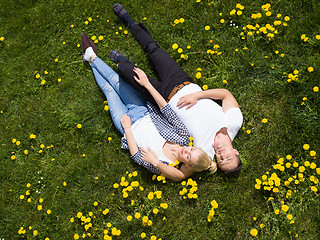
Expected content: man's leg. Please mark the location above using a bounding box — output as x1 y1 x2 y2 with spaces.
113 4 193 100
114 55 161 107
130 23 193 100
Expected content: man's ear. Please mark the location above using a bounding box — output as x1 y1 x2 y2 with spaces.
233 149 239 156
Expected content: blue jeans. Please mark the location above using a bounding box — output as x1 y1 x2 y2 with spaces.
91 57 148 135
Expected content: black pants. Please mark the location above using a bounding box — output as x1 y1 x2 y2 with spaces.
118 23 193 105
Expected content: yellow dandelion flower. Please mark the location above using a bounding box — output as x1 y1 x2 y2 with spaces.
205 25 210 31
172 43 178 50
211 200 218 209
313 86 319 92
195 72 201 79
308 67 314 72
281 205 289 212
250 228 258 236
202 85 208 90
303 144 310 150
77 124 82 129
103 208 109 215
148 192 154 200
284 16 290 21
220 19 225 23
310 150 316 156
230 9 236 15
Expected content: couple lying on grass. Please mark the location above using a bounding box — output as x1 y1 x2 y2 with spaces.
81 4 243 181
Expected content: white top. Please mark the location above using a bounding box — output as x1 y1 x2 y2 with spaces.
129 115 173 165
168 84 243 159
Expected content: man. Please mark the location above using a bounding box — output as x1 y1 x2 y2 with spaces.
111 3 243 176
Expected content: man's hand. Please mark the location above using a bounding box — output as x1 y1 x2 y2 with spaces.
177 93 199 109
133 67 150 87
140 147 160 166
120 114 132 130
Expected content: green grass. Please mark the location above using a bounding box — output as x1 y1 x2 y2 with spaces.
0 0 319 239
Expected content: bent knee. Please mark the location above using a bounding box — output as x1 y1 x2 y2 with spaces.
146 42 160 54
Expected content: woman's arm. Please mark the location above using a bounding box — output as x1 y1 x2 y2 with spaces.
141 147 194 181
133 67 167 110
121 114 138 155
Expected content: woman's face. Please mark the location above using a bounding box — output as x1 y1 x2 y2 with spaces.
178 146 202 166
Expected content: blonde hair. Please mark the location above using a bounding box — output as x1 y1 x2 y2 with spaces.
189 148 217 173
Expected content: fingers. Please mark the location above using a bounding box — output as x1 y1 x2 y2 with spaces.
177 99 188 109
186 102 195 109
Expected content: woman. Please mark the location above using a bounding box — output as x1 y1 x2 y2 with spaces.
81 33 216 181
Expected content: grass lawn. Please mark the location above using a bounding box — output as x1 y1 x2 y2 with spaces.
0 0 319 239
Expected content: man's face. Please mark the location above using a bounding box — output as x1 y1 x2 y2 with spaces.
215 144 239 172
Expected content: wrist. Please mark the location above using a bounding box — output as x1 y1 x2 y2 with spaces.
153 159 161 167
144 82 152 89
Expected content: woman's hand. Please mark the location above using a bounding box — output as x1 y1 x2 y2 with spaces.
120 114 132 130
140 147 160 166
176 93 199 109
133 67 150 87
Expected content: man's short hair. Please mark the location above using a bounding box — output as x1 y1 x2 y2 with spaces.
223 155 242 177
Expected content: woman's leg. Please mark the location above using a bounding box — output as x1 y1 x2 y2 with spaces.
91 57 148 132
92 67 128 135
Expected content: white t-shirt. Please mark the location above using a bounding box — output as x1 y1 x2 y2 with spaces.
169 84 243 159
128 115 173 165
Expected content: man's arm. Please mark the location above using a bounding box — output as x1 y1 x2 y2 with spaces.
177 88 239 112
